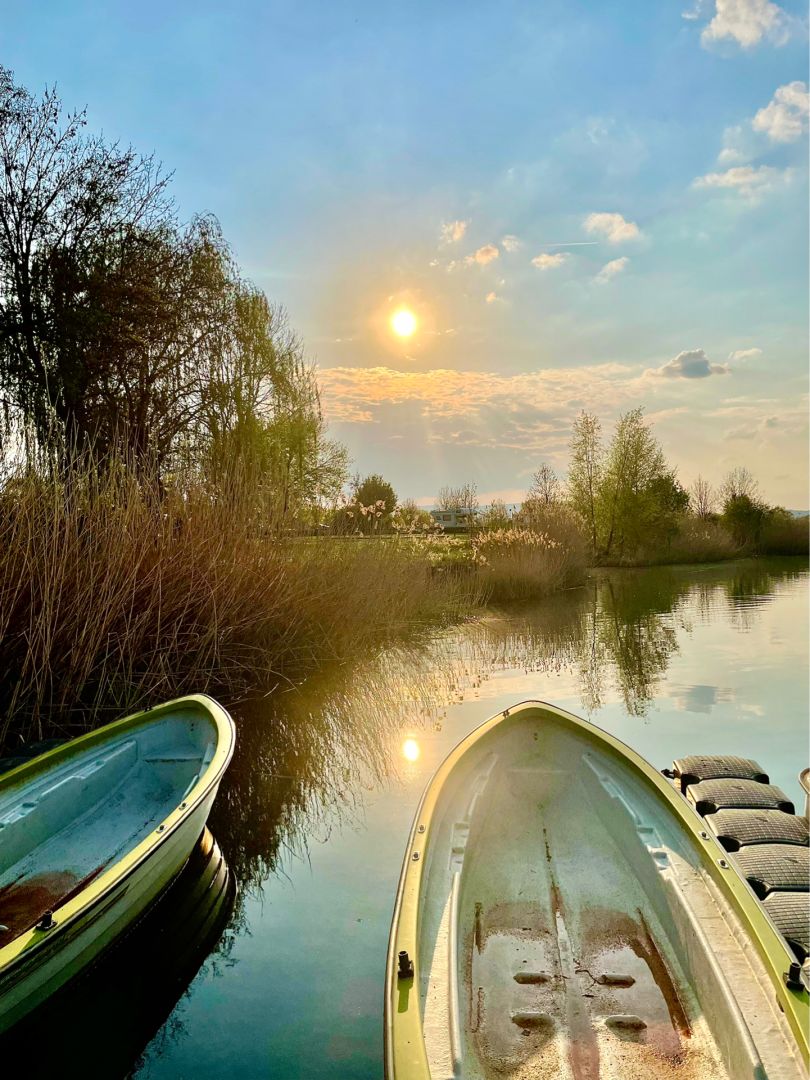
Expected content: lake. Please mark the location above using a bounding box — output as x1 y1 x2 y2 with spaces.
8 559 809 1078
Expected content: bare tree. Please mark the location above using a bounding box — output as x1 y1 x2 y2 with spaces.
527 463 560 505
689 475 716 519
0 67 172 452
436 482 479 514
720 466 759 506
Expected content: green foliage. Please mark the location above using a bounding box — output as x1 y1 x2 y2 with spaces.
353 473 397 512
760 510 810 556
567 408 689 563
336 474 398 533
567 412 602 555
721 494 769 548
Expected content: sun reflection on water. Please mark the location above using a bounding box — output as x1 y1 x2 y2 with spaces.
402 737 420 762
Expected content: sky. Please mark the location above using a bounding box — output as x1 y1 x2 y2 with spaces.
3 0 808 506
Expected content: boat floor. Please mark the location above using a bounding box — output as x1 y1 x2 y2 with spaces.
426 754 731 1079
0 740 204 945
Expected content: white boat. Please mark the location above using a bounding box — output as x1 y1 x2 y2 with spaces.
385 701 809 1079
0 694 235 1032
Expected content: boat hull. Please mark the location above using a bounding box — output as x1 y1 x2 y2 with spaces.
0 786 216 1032
0 694 234 1032
385 701 808 1079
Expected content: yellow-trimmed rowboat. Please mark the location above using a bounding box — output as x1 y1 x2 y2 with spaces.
385 701 809 1079
0 694 234 1032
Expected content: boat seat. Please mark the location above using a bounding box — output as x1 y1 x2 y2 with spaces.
763 892 810 961
687 778 794 816
732 844 810 899
706 809 808 852
672 755 768 793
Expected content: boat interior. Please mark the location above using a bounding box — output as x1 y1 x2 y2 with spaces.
416 711 804 1079
0 709 218 947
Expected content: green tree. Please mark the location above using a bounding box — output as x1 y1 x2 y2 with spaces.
567 411 602 557
597 408 685 560
345 474 397 533
722 494 769 549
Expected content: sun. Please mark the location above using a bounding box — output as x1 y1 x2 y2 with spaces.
390 308 417 338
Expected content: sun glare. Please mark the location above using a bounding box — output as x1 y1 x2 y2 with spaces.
402 737 420 762
391 308 417 338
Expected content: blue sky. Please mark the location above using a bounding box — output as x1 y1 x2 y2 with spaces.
3 0 808 504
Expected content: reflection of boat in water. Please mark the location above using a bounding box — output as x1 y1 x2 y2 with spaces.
0 694 235 1032
386 700 809 1079
0 827 235 1078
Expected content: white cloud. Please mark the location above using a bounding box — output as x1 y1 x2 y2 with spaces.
467 244 499 266
485 291 498 304
583 211 641 243
752 81 809 142
440 219 469 245
692 163 787 196
717 124 758 164
595 256 629 283
729 347 763 361
501 234 522 252
531 252 568 270
647 348 729 379
700 0 789 49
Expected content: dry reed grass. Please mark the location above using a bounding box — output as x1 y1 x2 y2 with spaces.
472 524 587 602
0 461 475 747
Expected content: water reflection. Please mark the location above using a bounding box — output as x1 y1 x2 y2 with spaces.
1 829 235 1079
128 557 805 1080
6 559 802 1078
208 558 808 898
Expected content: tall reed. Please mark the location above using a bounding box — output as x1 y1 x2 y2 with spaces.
0 460 474 747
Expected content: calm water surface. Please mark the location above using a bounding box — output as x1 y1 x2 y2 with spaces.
18 560 810 1078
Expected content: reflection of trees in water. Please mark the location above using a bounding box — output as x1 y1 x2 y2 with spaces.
210 559 806 898
209 645 458 893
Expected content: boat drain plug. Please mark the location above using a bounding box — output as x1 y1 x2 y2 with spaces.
398 950 414 979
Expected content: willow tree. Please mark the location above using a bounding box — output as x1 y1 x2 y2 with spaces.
201 293 347 523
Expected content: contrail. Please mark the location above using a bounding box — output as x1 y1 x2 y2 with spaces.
537 241 600 248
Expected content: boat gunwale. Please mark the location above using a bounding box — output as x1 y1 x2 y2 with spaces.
384 699 809 1079
0 693 235 976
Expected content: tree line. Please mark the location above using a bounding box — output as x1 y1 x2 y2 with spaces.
340 409 806 561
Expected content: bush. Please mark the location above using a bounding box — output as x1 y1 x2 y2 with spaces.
721 494 769 548
760 510 810 556
637 517 739 565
